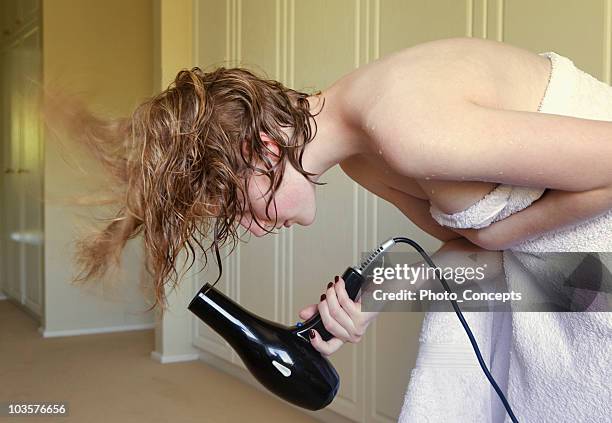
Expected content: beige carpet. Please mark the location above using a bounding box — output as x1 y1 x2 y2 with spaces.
0 300 318 423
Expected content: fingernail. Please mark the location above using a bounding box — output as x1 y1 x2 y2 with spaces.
309 329 315 339
327 282 333 289
320 294 326 301
334 275 339 283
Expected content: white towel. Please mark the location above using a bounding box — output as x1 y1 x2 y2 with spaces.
429 184 546 229
399 51 612 423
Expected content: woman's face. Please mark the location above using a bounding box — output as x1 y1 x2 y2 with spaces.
238 136 317 237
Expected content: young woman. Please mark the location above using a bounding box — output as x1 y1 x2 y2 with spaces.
70 36 611 421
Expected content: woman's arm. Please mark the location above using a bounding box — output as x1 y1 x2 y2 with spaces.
365 96 612 241
375 100 612 191
453 187 612 250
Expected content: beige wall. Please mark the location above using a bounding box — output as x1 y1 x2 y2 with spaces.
42 0 155 334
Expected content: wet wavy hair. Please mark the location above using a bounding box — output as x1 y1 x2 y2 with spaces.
56 67 325 313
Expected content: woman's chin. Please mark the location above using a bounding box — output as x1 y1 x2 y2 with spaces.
302 215 316 227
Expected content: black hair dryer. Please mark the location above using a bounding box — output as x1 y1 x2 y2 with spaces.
188 238 395 410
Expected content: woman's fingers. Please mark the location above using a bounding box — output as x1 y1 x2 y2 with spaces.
324 280 361 342
336 277 379 327
309 329 345 356
298 303 318 320
333 277 361 320
318 295 352 341
300 275 377 356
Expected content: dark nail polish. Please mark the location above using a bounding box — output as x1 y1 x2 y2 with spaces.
334 275 339 283
320 294 326 301
327 282 333 289
309 329 315 339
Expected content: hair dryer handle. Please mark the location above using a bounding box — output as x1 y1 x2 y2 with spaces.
295 266 365 342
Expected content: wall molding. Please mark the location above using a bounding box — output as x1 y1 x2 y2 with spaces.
150 351 199 364
40 323 155 338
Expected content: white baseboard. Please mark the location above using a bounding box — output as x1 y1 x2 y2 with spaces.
150 351 200 363
40 322 155 338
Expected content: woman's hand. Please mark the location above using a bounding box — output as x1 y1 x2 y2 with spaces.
298 275 379 356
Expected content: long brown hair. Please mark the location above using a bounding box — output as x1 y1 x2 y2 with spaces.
52 67 325 314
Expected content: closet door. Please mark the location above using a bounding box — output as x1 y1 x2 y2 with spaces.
2 38 25 303
0 47 9 295
20 26 43 316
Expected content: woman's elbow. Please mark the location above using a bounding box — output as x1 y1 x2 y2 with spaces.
452 227 508 251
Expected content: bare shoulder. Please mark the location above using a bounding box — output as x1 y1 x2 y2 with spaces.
348 36 544 109
342 37 550 178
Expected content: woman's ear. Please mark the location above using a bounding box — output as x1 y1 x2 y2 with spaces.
241 132 281 164
259 131 281 159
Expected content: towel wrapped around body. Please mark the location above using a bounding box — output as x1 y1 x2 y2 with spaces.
399 51 612 423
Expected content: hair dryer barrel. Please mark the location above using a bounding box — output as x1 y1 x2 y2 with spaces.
188 284 340 411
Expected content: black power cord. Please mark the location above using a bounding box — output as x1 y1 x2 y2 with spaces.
392 236 519 423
